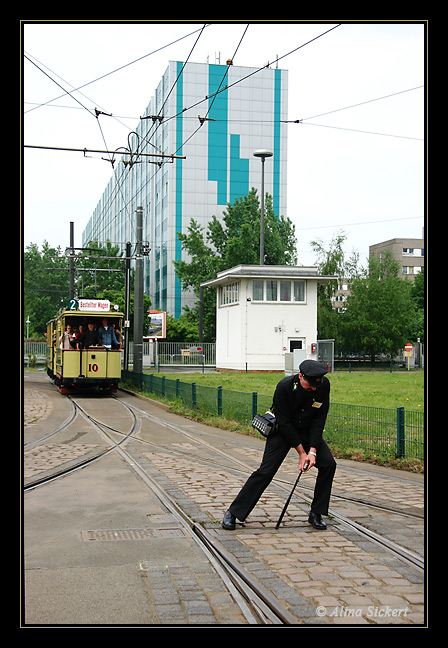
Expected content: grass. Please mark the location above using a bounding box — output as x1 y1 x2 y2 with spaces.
125 369 426 473
146 370 425 411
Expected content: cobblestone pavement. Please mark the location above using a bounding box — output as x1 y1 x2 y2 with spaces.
24 386 52 427
142 446 425 625
23 376 426 626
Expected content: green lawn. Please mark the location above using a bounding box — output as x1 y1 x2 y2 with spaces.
147 370 425 411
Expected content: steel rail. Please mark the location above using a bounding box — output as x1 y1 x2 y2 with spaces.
24 396 77 449
23 396 140 491
115 394 425 574
108 437 297 624
24 394 296 623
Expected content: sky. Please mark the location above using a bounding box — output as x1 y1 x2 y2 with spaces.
22 20 426 268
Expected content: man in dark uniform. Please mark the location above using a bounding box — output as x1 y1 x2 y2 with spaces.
222 360 336 531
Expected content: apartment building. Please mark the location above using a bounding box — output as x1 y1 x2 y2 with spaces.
331 236 424 311
82 60 288 318
369 237 424 280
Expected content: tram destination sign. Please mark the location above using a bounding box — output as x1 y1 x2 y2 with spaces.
67 298 111 312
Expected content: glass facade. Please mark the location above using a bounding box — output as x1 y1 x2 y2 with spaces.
82 61 288 318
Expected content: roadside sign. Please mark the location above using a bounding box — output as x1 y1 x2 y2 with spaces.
404 343 413 371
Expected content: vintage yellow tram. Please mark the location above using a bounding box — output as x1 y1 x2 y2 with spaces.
46 298 123 393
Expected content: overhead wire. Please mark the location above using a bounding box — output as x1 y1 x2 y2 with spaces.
131 23 341 161
298 85 424 122
24 49 139 242
25 80 425 143
97 24 251 246
285 84 424 141
172 23 250 155
24 22 422 254
23 25 205 254
135 23 209 159
295 121 424 141
112 23 250 245
24 54 95 117
23 24 212 115
84 23 210 246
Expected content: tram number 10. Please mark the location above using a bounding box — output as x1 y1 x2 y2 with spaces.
88 363 99 372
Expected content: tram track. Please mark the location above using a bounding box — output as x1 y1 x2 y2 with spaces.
24 396 77 450
26 391 424 571
23 392 295 624
24 387 425 623
113 395 425 573
23 395 140 492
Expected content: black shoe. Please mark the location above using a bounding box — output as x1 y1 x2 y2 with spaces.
308 511 327 530
222 510 236 530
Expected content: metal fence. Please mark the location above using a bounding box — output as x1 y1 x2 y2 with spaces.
23 342 47 365
23 341 424 371
124 341 216 369
154 341 215 365
22 341 216 369
121 370 424 460
22 344 425 460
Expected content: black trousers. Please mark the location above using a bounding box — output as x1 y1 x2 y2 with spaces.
228 432 336 521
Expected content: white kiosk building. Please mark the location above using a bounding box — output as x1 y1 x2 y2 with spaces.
201 265 336 371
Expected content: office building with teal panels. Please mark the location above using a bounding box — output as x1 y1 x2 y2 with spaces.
82 61 288 318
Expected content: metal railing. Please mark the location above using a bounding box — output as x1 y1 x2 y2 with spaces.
23 341 47 366
23 341 216 368
121 370 424 460
142 341 216 368
22 344 425 460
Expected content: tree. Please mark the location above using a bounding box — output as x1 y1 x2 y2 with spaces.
339 251 415 363
24 242 69 337
207 189 297 267
310 232 361 343
94 289 152 339
408 268 425 343
311 232 346 342
165 314 199 342
174 189 297 340
411 267 425 310
76 241 127 297
23 240 143 337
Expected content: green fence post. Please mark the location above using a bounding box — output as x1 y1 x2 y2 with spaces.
192 383 197 409
217 386 222 416
397 406 405 457
252 392 258 419
161 376 165 398
176 378 180 398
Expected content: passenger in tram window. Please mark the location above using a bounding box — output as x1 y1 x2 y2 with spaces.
80 322 100 348
97 318 120 350
74 325 85 349
59 325 75 350
113 324 122 348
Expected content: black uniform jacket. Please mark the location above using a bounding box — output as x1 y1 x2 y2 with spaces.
272 373 330 450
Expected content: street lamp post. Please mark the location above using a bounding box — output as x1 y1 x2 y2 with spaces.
253 150 273 265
